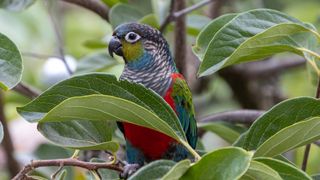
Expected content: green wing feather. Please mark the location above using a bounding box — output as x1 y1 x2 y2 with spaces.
171 77 197 148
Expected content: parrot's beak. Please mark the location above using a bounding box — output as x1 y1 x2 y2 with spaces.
108 36 123 58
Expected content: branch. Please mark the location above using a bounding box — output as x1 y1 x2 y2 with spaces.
46 1 73 75
174 0 187 76
12 82 40 99
13 158 123 180
0 92 20 177
61 0 109 21
199 110 265 124
159 0 175 32
160 0 215 32
238 57 306 77
174 0 214 18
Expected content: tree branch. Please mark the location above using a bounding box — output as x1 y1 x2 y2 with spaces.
199 110 265 124
160 0 215 32
12 82 40 99
47 1 73 75
61 0 109 21
159 0 175 32
0 91 20 178
13 158 123 180
174 0 187 76
236 57 306 77
174 0 214 18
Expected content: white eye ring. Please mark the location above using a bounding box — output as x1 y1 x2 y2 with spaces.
125 32 141 43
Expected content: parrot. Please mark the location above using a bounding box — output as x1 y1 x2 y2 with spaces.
108 23 197 177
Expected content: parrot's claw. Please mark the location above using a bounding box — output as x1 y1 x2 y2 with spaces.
120 163 140 179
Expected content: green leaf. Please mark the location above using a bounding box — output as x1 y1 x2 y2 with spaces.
254 117 320 157
39 94 187 149
38 121 119 152
0 33 23 90
242 97 320 150
139 14 160 29
0 122 3 143
128 160 176 180
255 157 312 180
101 0 120 7
18 74 189 153
240 161 282 180
186 15 213 36
193 13 237 60
195 9 320 77
0 0 35 11
198 122 243 143
83 39 108 49
109 3 145 28
129 0 152 15
181 147 253 180
75 52 118 74
162 159 191 180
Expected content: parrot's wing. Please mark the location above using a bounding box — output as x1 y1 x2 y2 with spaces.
170 74 197 148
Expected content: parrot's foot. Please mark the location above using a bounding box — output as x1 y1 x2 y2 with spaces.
120 163 140 179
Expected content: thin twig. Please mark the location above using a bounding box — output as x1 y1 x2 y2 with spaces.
46 0 73 75
12 82 40 99
301 78 320 171
159 0 175 32
0 91 21 178
174 0 187 76
61 0 109 21
12 158 123 180
160 0 215 32
174 0 214 18
199 110 265 124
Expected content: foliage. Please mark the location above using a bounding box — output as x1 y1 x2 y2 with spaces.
0 0 320 179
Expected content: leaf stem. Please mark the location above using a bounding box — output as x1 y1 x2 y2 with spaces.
181 140 201 161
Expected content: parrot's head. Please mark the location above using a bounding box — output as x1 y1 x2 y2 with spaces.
108 23 171 66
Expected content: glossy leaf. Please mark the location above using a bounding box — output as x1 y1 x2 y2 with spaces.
18 74 180 131
128 160 176 180
109 3 145 28
255 157 312 180
0 33 23 90
162 159 191 180
240 161 282 180
255 117 320 157
193 13 237 59
0 0 35 11
195 9 320 76
75 52 118 74
198 122 243 143
242 97 320 150
181 147 253 180
38 121 119 152
18 74 187 152
39 94 187 149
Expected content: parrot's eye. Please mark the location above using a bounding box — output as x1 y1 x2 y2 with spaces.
125 32 141 43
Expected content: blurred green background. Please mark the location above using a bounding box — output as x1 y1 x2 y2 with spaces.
0 0 320 179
